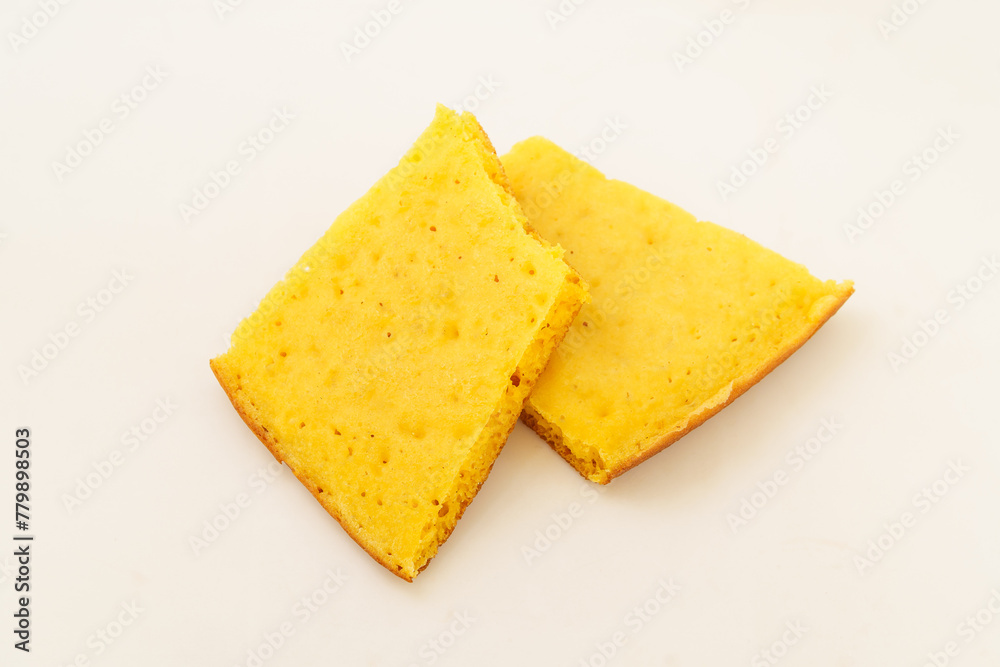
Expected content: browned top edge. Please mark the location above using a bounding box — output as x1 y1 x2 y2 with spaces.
601 283 856 483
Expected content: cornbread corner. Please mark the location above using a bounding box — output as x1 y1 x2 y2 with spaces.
502 137 853 484
210 107 587 581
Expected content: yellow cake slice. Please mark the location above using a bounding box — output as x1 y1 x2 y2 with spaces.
502 137 853 484
210 108 587 580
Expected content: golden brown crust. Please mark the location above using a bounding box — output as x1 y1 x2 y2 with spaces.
209 264 587 581
523 282 854 484
410 267 587 568
210 357 414 581
209 107 590 582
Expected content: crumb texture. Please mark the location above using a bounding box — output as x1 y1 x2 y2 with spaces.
211 108 585 580
503 137 853 483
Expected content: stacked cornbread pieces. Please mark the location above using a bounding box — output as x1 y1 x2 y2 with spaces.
502 137 853 484
211 108 587 580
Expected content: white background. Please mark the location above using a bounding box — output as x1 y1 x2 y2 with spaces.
2 1 999 665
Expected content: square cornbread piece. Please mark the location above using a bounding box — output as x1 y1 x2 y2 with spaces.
210 108 586 581
502 137 853 484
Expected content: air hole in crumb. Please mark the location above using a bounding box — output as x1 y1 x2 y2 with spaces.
454 179 460 184
360 491 366 497
431 499 439 505
339 289 344 295
347 447 353 456
280 351 287 357
377 499 383 506
686 369 692 375
582 322 589 327
510 372 521 387
299 422 305 429
335 429 342 436
429 226 437 232
387 332 392 338
494 274 499 282
317 487 323 493
438 504 448 517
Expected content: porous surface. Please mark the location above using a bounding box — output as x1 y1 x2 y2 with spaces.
211 109 587 580
503 137 853 484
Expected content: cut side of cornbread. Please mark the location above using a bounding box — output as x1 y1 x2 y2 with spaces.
210 108 587 581
503 137 853 484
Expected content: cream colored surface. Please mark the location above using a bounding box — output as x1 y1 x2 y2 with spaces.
5 2 998 664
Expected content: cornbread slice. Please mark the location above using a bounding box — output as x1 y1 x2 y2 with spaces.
210 108 586 581
502 137 853 484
